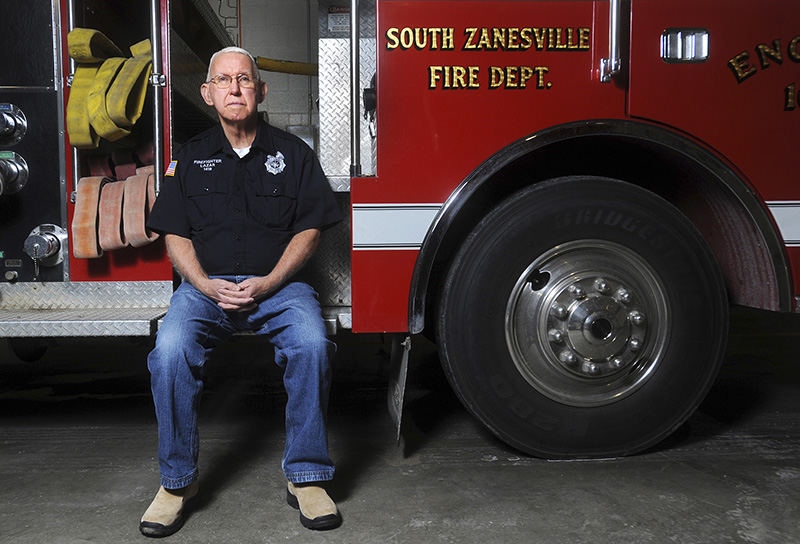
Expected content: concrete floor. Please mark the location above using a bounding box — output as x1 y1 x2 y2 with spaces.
0 307 799 544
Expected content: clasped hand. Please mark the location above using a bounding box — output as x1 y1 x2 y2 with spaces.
203 277 270 311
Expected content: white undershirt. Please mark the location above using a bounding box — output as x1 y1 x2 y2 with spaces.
233 146 251 158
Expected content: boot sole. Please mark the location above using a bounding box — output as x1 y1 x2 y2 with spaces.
286 489 342 530
139 484 198 538
139 516 185 538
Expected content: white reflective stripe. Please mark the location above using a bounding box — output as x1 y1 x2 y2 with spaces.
352 204 442 249
767 201 800 246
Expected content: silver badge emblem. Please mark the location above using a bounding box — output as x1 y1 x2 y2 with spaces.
265 151 286 175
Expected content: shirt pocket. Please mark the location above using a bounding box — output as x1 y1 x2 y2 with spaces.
252 179 297 229
186 179 227 228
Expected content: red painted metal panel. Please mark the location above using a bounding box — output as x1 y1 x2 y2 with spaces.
357 0 624 203
352 249 418 332
67 236 171 281
629 0 799 308
352 0 626 332
628 0 800 202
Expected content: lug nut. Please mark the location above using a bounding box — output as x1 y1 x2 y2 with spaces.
594 278 610 294
611 357 624 368
616 288 632 304
568 284 586 299
582 362 600 375
559 350 577 365
628 311 646 326
551 304 568 320
629 337 642 351
548 329 565 343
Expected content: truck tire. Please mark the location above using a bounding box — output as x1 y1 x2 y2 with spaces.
437 177 728 458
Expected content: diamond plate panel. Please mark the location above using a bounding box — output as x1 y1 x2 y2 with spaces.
300 194 352 307
0 308 166 337
321 308 353 335
0 281 172 309
0 245 349 335
319 37 376 185
336 312 352 330
327 175 352 193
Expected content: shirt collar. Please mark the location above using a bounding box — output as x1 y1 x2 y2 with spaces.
204 124 233 157
207 119 275 158
252 119 276 154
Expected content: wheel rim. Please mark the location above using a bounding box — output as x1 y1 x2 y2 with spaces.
505 240 670 407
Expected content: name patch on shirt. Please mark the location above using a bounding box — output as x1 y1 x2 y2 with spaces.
193 158 222 172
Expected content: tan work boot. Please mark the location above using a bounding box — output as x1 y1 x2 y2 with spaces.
286 481 342 530
139 481 199 538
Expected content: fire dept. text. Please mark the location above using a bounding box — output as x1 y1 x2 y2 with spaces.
428 65 551 89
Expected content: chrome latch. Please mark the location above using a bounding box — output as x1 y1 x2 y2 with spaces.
661 28 709 63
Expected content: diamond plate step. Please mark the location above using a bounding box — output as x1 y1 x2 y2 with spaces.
0 308 167 337
0 281 172 337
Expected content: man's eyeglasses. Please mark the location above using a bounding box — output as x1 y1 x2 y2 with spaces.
208 73 257 89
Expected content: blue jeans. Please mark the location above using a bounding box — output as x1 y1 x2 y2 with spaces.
147 277 336 489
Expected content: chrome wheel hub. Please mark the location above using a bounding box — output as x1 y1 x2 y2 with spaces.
548 278 647 378
505 240 670 407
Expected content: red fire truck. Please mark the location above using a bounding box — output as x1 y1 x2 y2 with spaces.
1 0 797 458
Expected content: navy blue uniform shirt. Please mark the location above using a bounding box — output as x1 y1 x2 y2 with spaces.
147 120 342 276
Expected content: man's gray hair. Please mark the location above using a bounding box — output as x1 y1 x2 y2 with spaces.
206 46 261 82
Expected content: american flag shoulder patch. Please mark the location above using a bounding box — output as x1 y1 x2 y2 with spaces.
165 160 178 176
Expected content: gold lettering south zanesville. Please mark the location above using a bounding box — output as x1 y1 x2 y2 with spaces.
386 27 455 50
385 26 591 51
463 27 590 51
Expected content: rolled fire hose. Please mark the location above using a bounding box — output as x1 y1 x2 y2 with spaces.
67 28 122 63
97 180 127 251
107 40 153 129
66 64 101 149
70 33 159 257
72 176 109 258
114 162 138 181
112 150 139 181
87 155 113 178
135 142 154 166
112 149 135 166
75 167 159 257
67 32 153 148
123 167 159 247
129 39 152 59
87 57 130 141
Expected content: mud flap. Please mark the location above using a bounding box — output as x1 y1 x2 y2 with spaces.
387 334 411 442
